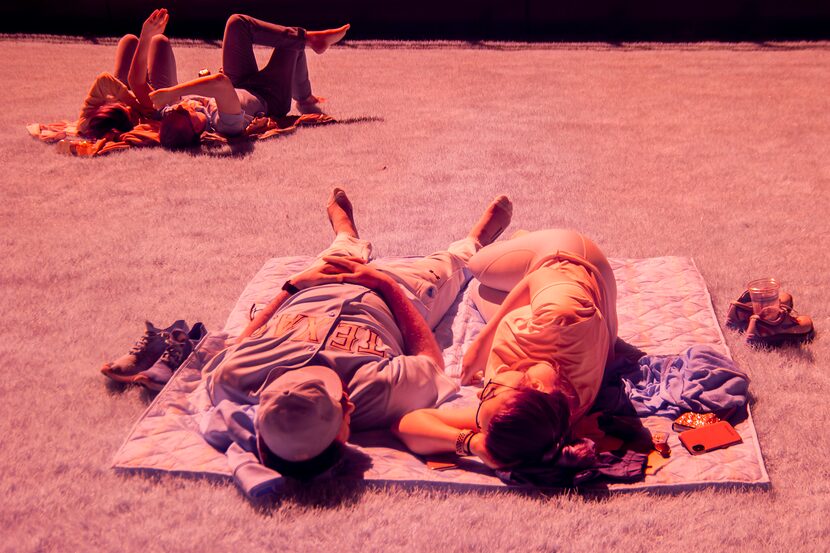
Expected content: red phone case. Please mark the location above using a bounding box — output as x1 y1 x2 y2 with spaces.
679 420 743 455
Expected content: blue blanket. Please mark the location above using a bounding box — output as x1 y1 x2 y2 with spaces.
596 344 750 419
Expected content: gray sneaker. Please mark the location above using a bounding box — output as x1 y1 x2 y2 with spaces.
101 320 188 383
135 322 207 391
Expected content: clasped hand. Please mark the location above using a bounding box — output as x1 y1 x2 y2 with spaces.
290 256 390 291
460 343 485 385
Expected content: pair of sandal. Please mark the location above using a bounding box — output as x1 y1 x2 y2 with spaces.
726 290 815 347
101 320 207 391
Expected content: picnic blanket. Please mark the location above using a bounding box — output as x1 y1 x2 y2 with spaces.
27 113 334 156
112 256 770 496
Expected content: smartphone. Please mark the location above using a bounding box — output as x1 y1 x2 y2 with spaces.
426 460 457 471
679 420 742 455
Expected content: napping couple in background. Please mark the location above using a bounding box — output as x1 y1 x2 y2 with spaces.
201 189 617 483
78 8 349 149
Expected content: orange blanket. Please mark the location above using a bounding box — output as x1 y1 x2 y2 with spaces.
27 113 335 157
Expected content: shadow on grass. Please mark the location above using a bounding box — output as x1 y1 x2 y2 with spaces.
254 478 370 512
336 115 385 125
752 341 816 363
103 377 161 406
198 140 256 158
103 377 128 395
191 116 384 159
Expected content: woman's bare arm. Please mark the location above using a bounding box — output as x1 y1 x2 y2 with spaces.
128 8 169 109
393 407 476 454
149 74 242 115
393 407 500 467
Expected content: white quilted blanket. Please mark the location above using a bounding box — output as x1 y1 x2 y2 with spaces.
112 256 770 493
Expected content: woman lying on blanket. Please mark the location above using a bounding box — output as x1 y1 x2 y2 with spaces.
394 229 618 476
146 12 349 150
77 9 175 139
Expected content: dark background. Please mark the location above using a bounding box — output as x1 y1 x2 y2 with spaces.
2 0 829 41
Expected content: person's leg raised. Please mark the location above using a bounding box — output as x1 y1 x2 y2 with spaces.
315 188 372 262
113 34 139 84
377 195 513 329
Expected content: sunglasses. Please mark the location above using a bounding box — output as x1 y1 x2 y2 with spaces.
475 378 522 430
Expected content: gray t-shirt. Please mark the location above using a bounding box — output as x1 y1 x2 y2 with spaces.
208 88 268 135
204 283 458 430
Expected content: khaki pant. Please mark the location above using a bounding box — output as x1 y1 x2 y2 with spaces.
315 233 480 330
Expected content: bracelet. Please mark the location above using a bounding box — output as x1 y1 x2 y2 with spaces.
455 429 473 456
281 280 300 295
464 430 477 456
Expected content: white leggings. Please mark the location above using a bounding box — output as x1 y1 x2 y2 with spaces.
467 229 618 347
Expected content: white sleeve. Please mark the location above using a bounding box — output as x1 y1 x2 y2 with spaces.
214 111 246 136
347 354 459 430
205 97 246 136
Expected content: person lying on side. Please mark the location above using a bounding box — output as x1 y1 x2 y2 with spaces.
393 229 618 473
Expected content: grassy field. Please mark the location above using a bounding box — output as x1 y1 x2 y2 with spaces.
1 37 828 552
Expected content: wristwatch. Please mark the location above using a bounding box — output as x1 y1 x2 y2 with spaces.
281 280 300 295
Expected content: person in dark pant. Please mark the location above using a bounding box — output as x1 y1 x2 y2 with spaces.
145 10 349 149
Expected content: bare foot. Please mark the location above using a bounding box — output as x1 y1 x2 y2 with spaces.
307 24 350 54
296 94 326 115
469 195 513 246
327 187 359 238
149 88 178 110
